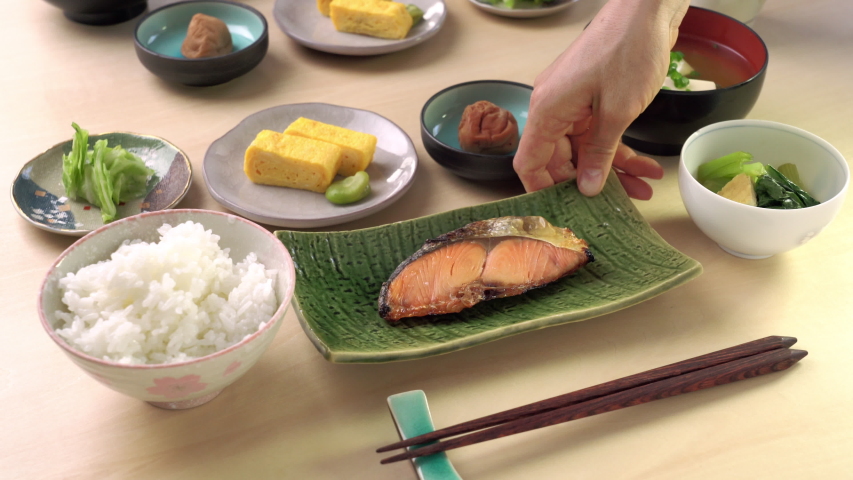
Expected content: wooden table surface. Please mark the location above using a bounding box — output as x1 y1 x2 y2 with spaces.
2 0 851 478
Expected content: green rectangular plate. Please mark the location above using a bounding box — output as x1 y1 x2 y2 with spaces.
276 176 702 363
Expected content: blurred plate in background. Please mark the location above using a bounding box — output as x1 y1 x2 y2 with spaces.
467 0 580 18
274 0 446 55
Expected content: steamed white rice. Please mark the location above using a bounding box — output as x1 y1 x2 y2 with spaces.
54 221 278 365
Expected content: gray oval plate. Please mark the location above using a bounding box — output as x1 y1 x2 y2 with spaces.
11 132 192 236
468 0 580 18
273 0 446 56
277 176 703 363
203 103 418 228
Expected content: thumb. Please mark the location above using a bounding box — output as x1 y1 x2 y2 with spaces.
575 110 632 196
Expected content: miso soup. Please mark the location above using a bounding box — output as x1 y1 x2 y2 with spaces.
674 36 755 88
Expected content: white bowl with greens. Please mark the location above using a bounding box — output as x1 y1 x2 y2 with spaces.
679 119 849 259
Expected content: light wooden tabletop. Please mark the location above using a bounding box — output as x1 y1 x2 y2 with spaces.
2 0 852 478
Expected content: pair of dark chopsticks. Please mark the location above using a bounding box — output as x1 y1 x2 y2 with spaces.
377 335 806 464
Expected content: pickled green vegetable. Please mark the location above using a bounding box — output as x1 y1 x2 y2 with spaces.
325 171 371 205
61 123 155 223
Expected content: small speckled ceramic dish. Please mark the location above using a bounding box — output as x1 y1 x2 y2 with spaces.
38 209 296 409
134 0 269 86
386 390 462 480
273 0 446 56
11 131 192 236
421 80 531 181
204 103 418 228
467 0 580 18
277 177 702 363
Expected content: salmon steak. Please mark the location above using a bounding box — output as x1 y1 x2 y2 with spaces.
378 216 594 321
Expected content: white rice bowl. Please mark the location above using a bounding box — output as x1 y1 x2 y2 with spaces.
54 221 278 365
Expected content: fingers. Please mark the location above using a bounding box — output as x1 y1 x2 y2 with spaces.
567 135 662 200
611 143 664 179
513 107 575 192
575 110 633 197
545 135 577 184
513 132 576 192
513 131 557 192
614 171 654 201
611 143 662 200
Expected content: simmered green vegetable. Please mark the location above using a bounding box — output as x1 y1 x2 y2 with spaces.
699 152 821 210
696 151 766 193
325 171 371 205
61 123 155 223
760 165 820 208
777 163 803 186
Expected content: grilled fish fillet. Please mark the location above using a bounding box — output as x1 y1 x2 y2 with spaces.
378 216 594 321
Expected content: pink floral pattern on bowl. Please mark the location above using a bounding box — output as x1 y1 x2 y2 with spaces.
224 361 242 376
147 375 208 399
38 209 297 410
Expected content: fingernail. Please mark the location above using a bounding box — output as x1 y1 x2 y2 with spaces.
579 168 603 195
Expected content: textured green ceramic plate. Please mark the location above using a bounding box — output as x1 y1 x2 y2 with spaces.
276 176 702 363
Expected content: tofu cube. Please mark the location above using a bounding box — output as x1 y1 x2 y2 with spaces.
244 130 343 193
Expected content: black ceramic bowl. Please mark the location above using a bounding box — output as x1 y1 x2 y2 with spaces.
421 80 532 181
134 1 268 87
43 0 147 25
622 6 769 156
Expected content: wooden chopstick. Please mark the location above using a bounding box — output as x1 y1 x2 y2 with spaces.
377 335 797 453
379 343 806 464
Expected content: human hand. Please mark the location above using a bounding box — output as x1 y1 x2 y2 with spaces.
513 0 689 199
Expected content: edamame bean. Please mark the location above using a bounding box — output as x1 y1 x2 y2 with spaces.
325 171 371 205
407 4 424 24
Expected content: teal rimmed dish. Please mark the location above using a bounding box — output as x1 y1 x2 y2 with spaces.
134 1 269 86
276 176 702 363
421 80 532 181
11 131 192 236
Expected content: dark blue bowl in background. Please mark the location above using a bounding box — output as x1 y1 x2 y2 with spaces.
43 0 147 25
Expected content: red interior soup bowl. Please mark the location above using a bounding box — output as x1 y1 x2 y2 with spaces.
622 6 768 156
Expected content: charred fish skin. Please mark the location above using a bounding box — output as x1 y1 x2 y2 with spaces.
377 216 594 322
